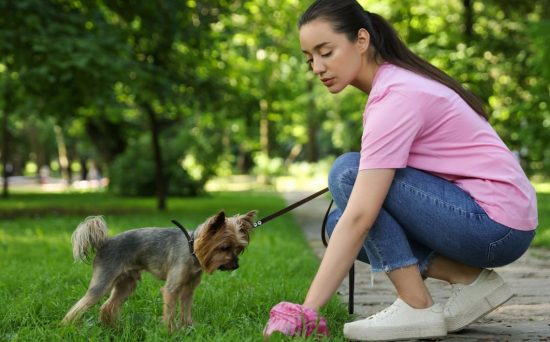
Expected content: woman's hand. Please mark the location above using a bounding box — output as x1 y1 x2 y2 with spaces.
263 301 329 339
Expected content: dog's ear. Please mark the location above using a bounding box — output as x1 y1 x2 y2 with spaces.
209 211 226 232
239 210 257 229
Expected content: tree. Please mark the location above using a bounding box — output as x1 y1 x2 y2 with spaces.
102 0 232 209
0 0 127 189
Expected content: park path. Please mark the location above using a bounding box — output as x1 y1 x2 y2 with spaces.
282 191 550 341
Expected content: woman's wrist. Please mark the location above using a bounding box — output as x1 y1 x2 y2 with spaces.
302 301 320 312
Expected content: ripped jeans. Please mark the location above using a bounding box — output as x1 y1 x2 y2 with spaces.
326 152 535 273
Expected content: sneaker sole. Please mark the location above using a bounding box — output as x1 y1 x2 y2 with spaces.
446 283 514 333
344 322 447 341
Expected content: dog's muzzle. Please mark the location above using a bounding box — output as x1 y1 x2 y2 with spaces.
220 258 239 270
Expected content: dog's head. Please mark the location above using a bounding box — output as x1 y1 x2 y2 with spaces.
193 210 257 274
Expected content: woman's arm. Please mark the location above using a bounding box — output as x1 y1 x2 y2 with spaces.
302 168 395 311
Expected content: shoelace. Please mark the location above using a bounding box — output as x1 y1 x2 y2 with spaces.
445 284 465 313
367 302 400 321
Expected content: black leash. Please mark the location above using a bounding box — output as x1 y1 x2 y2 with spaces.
320 199 355 315
253 187 355 315
171 219 196 258
252 187 330 228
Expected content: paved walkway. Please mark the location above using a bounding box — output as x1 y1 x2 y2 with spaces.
283 191 550 341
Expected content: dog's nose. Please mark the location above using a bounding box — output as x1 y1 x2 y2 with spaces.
220 259 240 271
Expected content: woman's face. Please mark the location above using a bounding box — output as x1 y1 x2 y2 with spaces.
299 20 365 93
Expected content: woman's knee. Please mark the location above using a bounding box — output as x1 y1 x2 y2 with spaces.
329 153 360 180
328 152 360 200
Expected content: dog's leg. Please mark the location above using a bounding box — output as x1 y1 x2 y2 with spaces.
62 291 103 324
179 286 194 327
162 269 186 332
180 275 201 327
161 286 180 332
99 271 140 326
62 265 118 324
62 283 113 324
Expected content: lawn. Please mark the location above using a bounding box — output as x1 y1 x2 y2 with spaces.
0 191 348 341
0 187 548 341
532 186 550 247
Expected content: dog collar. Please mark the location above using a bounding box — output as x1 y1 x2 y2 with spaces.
171 219 196 258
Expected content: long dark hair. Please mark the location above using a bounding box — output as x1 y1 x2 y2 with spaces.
299 0 488 119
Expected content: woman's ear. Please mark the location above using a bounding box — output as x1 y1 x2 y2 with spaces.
356 28 370 53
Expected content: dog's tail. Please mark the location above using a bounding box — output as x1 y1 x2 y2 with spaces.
71 216 108 262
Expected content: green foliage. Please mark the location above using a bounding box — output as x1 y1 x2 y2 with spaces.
387 0 550 176
0 0 127 117
252 152 285 177
109 134 205 197
0 191 348 340
1 0 549 197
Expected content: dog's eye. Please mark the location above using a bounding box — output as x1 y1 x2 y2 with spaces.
220 245 230 251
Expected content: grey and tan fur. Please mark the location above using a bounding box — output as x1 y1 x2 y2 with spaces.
61 210 256 331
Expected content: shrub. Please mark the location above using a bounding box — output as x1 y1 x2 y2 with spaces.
109 135 205 196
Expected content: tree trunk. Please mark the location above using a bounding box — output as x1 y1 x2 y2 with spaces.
54 124 71 184
259 99 269 156
285 143 302 166
463 0 473 40
80 157 88 181
142 102 166 210
237 146 253 174
1 86 12 198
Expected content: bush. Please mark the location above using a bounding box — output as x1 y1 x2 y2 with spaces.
108 135 205 197
252 152 285 177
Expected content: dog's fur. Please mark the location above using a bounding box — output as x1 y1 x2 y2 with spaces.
61 210 256 331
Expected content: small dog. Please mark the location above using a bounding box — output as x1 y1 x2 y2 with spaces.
61 210 256 331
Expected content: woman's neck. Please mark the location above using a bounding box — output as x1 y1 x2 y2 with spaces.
351 58 384 94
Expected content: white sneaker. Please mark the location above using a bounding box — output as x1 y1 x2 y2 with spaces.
444 269 514 332
343 298 447 341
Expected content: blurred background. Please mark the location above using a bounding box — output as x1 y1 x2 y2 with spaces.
0 0 549 209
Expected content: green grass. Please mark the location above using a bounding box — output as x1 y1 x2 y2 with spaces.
532 190 550 248
1 187 548 341
0 191 348 341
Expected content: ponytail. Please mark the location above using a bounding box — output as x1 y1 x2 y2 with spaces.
299 0 488 120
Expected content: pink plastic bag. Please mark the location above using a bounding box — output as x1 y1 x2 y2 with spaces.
263 301 329 339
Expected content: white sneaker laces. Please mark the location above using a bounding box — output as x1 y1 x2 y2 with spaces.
446 284 464 312
367 302 399 321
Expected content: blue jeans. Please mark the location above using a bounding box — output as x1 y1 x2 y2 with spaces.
326 152 535 273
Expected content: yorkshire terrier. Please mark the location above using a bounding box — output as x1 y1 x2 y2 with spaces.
61 210 256 331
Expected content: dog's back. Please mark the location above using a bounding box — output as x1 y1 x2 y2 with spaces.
96 227 197 280
71 216 197 279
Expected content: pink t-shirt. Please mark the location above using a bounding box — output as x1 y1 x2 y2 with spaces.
360 63 537 231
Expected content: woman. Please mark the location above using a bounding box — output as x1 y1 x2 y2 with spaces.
263 0 538 341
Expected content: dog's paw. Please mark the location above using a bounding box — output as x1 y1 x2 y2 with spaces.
181 317 193 328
